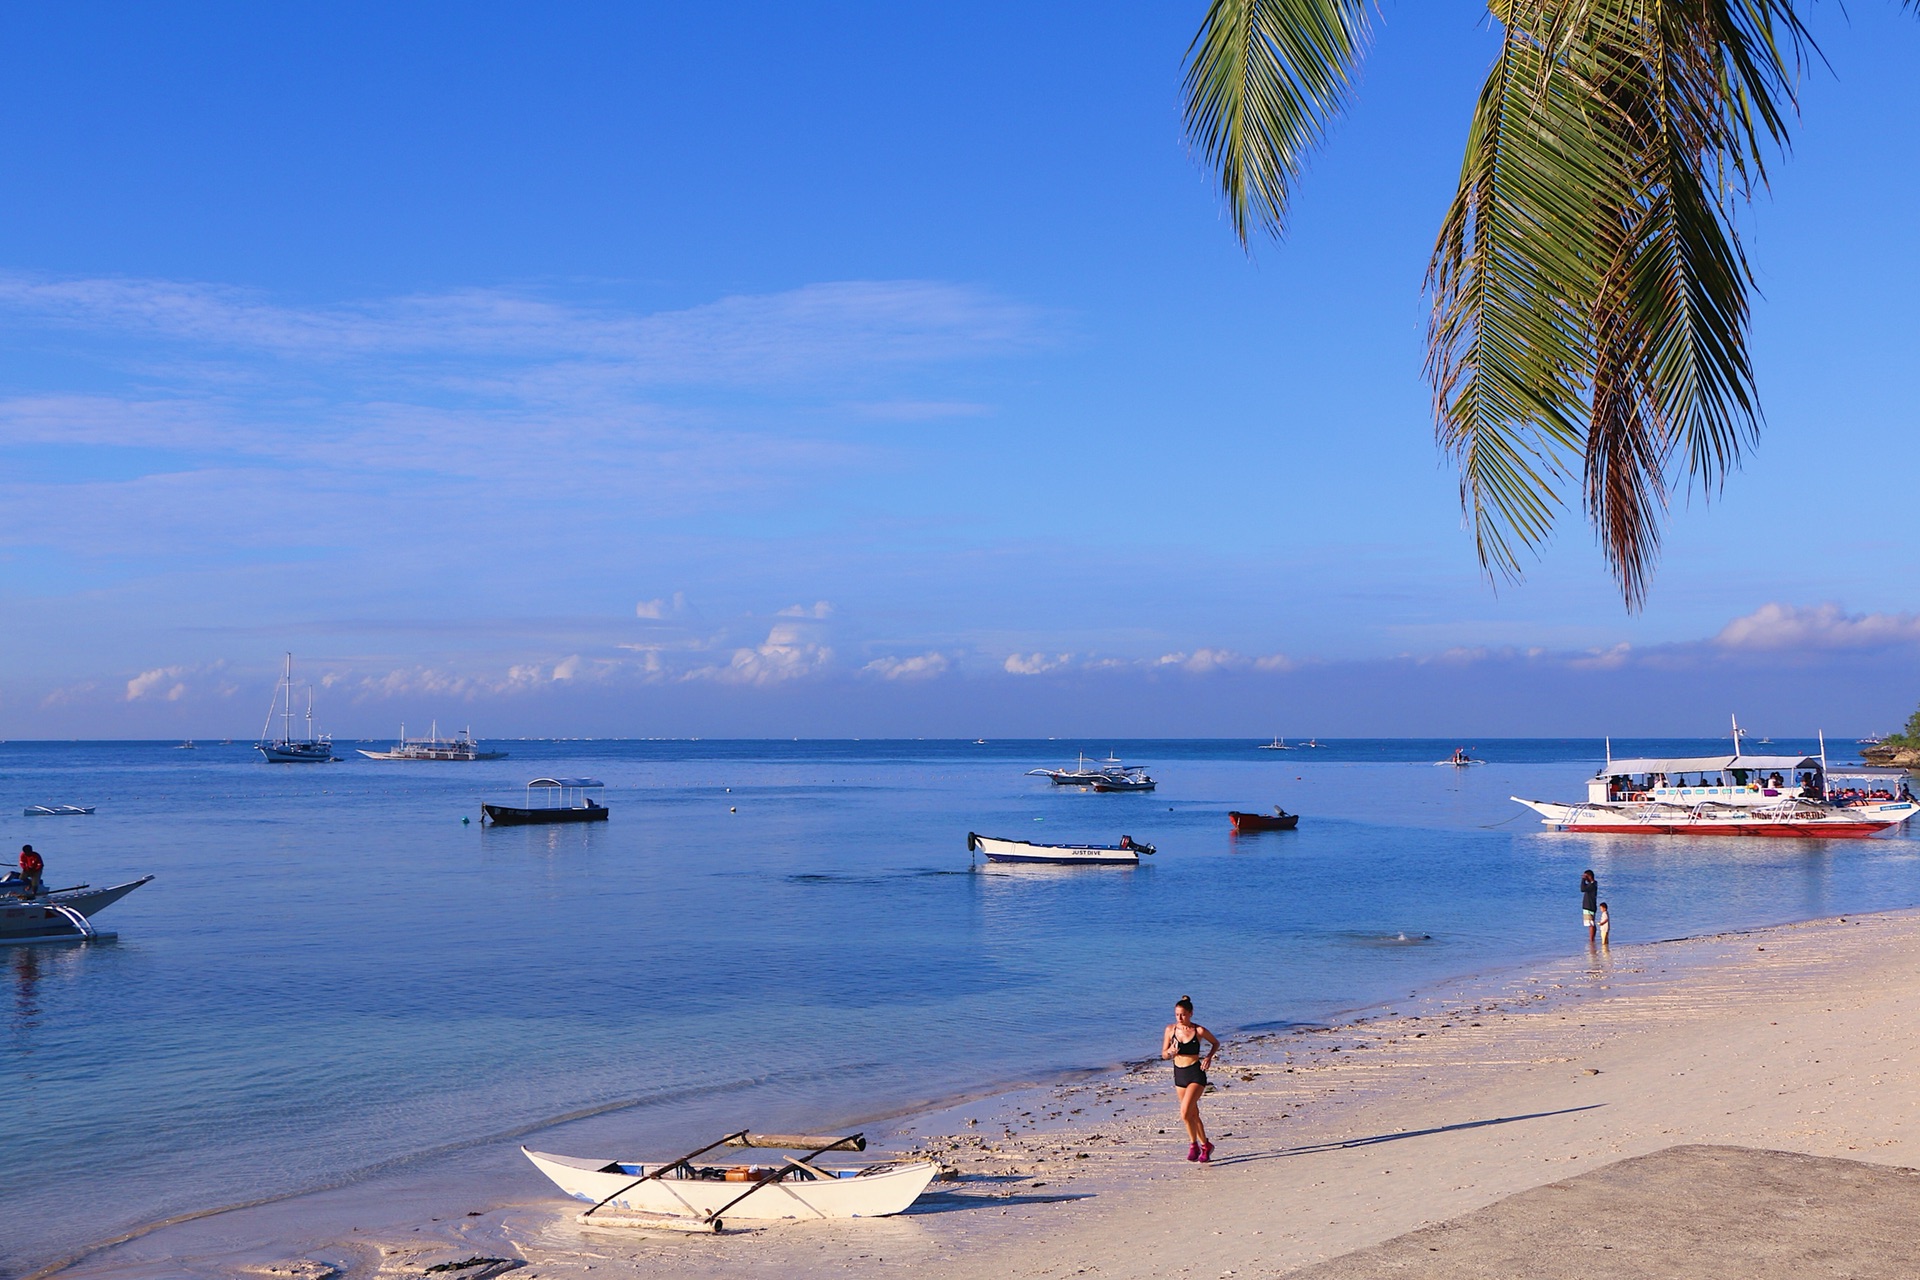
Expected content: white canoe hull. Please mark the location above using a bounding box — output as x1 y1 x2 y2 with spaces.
968 833 1140 865
522 1148 939 1221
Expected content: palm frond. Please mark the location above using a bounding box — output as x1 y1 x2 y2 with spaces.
1182 0 1371 246
1427 1 1812 607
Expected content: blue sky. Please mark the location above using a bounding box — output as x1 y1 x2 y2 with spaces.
2 2 1918 738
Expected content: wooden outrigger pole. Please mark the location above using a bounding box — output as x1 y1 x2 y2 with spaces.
578 1131 870 1232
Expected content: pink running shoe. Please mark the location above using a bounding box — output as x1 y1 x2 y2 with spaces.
1199 1142 1214 1163
1186 1143 1200 1162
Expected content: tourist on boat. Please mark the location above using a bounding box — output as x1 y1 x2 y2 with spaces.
19 845 44 898
1580 870 1599 942
1162 996 1219 1163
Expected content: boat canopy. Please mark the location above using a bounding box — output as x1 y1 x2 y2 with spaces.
1825 766 1912 781
1598 753 1821 776
527 777 604 789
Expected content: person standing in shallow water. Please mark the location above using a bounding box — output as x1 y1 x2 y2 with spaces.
1581 869 1600 943
1162 996 1220 1162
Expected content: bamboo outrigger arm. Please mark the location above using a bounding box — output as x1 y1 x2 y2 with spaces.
703 1134 867 1226
580 1129 751 1218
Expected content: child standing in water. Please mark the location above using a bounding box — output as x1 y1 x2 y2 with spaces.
1596 902 1611 946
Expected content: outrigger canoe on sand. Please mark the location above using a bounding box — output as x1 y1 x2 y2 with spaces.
523 1132 939 1230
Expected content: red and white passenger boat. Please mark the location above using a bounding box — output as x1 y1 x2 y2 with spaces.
1514 729 1919 838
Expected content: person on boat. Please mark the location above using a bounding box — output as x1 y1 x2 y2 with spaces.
19 845 44 898
1580 869 1599 943
1162 996 1219 1163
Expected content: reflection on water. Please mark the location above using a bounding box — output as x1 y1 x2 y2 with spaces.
1 737 1915 1276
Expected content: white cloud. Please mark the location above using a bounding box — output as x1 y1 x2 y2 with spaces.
776 601 834 619
635 592 689 620
684 624 833 686
551 655 582 681
1569 642 1633 671
1005 652 1073 676
1715 603 1920 652
863 652 950 681
126 666 189 701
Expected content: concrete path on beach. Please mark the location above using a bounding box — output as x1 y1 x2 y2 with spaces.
1288 1144 1920 1279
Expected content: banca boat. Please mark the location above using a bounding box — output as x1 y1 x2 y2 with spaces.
1513 726 1919 837
359 722 508 761
0 876 154 946
1025 753 1156 790
24 804 95 817
255 653 338 762
1437 747 1483 766
482 778 609 825
1258 737 1293 750
1229 807 1299 832
968 832 1154 865
523 1131 940 1230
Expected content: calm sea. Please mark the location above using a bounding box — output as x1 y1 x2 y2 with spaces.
5 738 1916 1276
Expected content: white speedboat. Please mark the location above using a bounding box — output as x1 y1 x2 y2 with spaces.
255 653 338 763
359 722 507 761
0 876 153 946
968 832 1153 865
523 1132 939 1228
1513 724 1918 837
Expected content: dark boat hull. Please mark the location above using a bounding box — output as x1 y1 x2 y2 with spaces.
1229 811 1299 832
482 804 610 826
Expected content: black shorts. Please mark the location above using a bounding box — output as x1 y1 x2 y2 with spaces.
1173 1062 1207 1089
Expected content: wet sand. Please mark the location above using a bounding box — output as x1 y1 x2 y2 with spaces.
41 908 1920 1279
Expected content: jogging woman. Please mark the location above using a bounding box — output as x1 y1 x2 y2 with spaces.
1162 995 1220 1162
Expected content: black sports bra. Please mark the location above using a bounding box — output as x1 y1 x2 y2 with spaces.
1173 1034 1201 1057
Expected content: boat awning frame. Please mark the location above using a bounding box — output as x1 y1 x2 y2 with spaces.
526 777 604 789
1599 754 1821 776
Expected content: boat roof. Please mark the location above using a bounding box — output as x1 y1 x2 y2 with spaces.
1826 766 1912 780
1600 753 1820 775
527 777 603 788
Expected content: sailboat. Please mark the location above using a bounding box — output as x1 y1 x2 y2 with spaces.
255 654 338 763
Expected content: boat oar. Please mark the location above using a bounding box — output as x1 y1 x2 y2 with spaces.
579 1128 751 1219
702 1134 866 1227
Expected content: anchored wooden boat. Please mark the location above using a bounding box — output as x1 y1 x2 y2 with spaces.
968 832 1152 865
483 778 609 825
524 1131 939 1229
1229 808 1299 832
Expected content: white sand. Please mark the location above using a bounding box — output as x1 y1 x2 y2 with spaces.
47 910 1920 1279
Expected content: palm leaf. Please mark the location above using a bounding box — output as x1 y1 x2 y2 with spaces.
1181 0 1371 245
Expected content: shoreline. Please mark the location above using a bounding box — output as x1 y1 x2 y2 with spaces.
41 901 1920 1278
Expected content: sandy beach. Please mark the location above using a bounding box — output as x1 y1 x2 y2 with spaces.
47 903 1920 1280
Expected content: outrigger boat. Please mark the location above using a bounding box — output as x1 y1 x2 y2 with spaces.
24 804 95 817
1229 807 1299 832
0 876 153 946
1026 753 1156 790
359 722 508 761
523 1131 939 1231
1514 723 1920 838
1438 747 1483 767
482 778 609 825
1258 736 1293 751
968 832 1154 865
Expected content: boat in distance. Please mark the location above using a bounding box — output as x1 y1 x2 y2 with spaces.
1258 736 1293 750
1229 808 1299 832
483 778 609 825
968 832 1154 865
0 875 154 946
522 1133 940 1226
255 653 338 762
359 722 507 761
24 804 95 817
1026 753 1156 790
1513 728 1919 837
1437 747 1484 766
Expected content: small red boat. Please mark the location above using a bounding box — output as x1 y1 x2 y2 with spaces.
1229 808 1299 832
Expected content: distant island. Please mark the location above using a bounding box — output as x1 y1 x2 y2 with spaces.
1862 705 1920 767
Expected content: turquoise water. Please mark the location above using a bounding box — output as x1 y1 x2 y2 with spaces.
5 738 1917 1276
